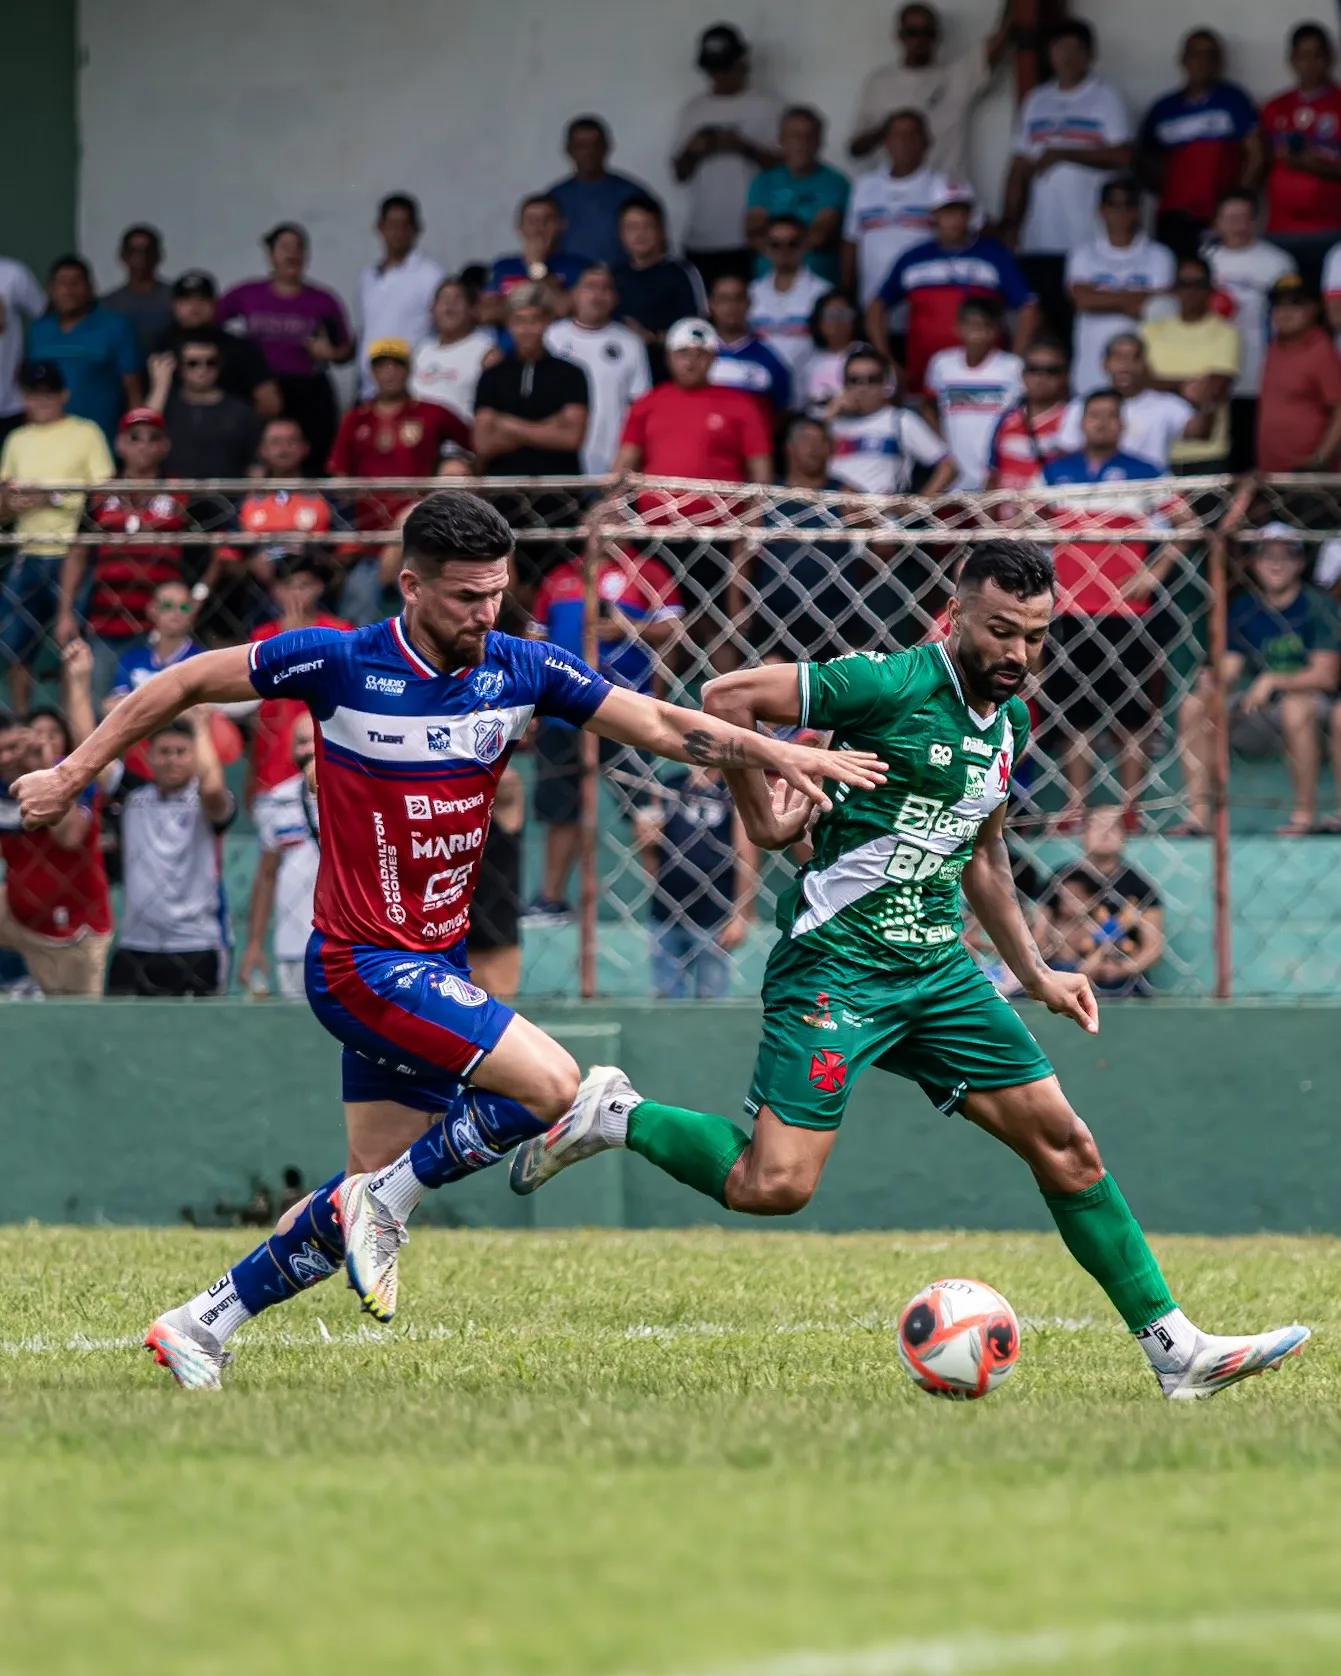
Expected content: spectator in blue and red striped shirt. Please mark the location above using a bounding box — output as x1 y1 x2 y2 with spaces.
1137 30 1262 261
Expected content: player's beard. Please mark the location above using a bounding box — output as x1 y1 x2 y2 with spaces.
955 640 1028 706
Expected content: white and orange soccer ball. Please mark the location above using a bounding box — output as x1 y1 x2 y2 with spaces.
897 1277 1020 1399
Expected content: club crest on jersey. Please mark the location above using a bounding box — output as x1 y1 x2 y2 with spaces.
473 716 505 764
472 669 506 701
928 743 953 767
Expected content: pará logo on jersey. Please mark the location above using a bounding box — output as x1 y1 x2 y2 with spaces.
472 669 505 701
473 716 505 764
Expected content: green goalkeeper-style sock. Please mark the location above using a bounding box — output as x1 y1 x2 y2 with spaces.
626 1101 751 1207
1043 1171 1175 1333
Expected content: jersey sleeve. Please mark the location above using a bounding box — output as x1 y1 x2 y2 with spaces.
799 652 918 733
876 251 909 308
1006 695 1031 764
900 409 950 467
531 640 613 726
247 627 348 709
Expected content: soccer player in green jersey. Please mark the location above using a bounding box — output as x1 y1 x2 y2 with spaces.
499 542 1308 1399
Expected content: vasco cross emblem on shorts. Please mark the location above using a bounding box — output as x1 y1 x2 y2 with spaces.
928 743 953 767
808 1050 847 1092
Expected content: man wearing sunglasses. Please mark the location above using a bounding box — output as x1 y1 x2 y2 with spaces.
747 215 832 390
746 106 850 286
825 344 956 496
147 334 260 481
1065 176 1176 397
986 338 1072 492
848 0 1016 179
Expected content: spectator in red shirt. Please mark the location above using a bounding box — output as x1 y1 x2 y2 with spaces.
226 416 334 612
327 336 471 624
1136 29 1262 261
985 334 1072 495
613 317 773 675
58 405 188 696
247 554 350 821
1257 273 1341 472
1262 24 1341 290
0 693 112 995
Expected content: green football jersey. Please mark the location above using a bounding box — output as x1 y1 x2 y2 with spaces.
780 641 1030 969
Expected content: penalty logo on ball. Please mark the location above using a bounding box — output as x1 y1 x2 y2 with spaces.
897 1277 1020 1400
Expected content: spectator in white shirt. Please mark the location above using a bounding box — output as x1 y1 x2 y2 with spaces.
848 0 1018 178
923 297 1023 490
1208 190 1294 472
747 217 832 389
672 23 782 291
800 289 860 416
0 253 47 447
545 266 651 474
410 277 500 423
1066 176 1177 396
355 194 445 399
1002 19 1133 345
107 711 236 998
841 110 946 320
239 711 319 1003
1059 332 1208 467
824 344 957 495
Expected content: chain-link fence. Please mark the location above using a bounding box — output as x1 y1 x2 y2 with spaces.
1 470 1339 1001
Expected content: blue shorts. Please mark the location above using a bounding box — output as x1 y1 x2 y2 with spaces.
305 933 514 1115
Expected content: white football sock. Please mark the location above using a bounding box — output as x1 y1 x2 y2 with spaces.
1134 1306 1199 1373
185 1273 251 1346
368 1154 426 1222
599 1085 640 1146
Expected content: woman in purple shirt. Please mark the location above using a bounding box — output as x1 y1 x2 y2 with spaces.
218 223 352 470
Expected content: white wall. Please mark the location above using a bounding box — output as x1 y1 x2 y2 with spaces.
80 0 1301 319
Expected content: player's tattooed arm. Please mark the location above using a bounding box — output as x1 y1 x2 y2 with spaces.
963 807 1099 1035
11 646 257 830
585 685 885 817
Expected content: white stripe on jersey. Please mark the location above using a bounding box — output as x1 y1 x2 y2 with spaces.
320 702 534 766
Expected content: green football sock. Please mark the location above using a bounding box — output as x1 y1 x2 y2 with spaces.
626 1101 751 1207
1043 1172 1176 1333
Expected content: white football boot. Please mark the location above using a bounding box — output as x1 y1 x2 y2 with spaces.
509 1065 639 1195
1157 1322 1310 1400
339 1173 408 1323
144 1305 230 1391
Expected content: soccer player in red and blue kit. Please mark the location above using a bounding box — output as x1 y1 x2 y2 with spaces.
12 491 884 1389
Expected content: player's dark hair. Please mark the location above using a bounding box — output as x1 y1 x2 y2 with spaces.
1290 22 1333 57
958 541 1055 600
378 192 421 226
402 491 515 572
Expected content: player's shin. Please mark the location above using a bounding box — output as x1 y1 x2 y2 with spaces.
183 1172 347 1345
626 1101 751 1207
1042 1171 1177 1336
369 1090 545 1219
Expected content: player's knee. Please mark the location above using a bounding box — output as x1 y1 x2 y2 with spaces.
733 1165 815 1216
1036 1115 1102 1194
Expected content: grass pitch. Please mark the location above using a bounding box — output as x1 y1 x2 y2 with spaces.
2 1227 1339 1676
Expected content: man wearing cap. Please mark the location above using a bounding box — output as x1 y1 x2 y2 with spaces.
147 330 260 480
355 194 445 400
1178 524 1341 837
148 271 281 418
0 361 114 713
672 24 782 291
328 338 473 625
614 317 773 674
866 179 1037 392
1258 273 1341 472
60 407 190 696
848 1 1017 178
25 256 143 444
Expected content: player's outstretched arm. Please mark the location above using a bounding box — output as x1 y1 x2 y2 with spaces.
584 683 885 815
962 806 1099 1035
11 646 257 830
701 665 816 848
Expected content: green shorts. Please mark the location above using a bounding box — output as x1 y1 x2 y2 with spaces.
745 939 1054 1129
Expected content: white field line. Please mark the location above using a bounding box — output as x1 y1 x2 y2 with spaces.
659 1612 1341 1676
0 1315 1102 1358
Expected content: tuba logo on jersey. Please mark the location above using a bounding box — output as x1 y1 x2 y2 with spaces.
802 992 837 1030
472 715 506 764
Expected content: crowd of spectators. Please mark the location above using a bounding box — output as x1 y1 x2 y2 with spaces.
7 10 1341 996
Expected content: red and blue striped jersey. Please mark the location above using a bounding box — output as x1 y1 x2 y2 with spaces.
249 616 610 952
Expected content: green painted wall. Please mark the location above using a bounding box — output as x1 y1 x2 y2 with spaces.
1 1001 1334 1235
0 1 77 276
